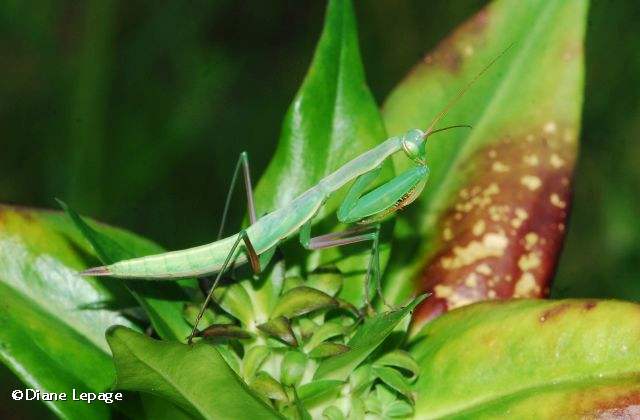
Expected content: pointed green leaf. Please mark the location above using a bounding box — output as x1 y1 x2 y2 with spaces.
373 350 419 380
372 366 414 403
242 345 271 382
305 321 347 352
212 281 255 326
107 326 281 419
252 0 393 307
298 380 344 404
382 0 587 320
309 342 351 359
411 299 640 418
251 372 288 402
271 286 338 319
314 295 426 380
281 351 308 387
59 200 192 341
258 316 298 347
307 269 343 297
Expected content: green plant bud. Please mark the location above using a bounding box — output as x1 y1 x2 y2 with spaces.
281 351 307 386
257 316 298 347
195 324 252 341
242 345 270 382
309 342 350 359
271 286 338 319
307 269 342 297
251 371 288 401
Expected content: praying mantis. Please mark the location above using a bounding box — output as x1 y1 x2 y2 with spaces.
81 47 510 344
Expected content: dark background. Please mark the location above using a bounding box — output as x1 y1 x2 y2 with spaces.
1 0 638 327
1 1 639 417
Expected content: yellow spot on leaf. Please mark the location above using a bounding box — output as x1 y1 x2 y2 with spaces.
514 272 539 297
518 252 541 271
473 220 486 236
441 232 509 270
543 121 557 134
476 263 492 276
523 154 539 166
550 193 566 208
520 175 542 191
550 153 565 168
492 161 510 172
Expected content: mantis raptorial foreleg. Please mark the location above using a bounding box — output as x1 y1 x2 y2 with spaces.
300 221 384 309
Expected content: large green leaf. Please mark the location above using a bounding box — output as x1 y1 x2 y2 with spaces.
59 200 193 341
0 205 138 419
410 299 640 418
107 326 282 419
252 0 392 306
381 0 587 326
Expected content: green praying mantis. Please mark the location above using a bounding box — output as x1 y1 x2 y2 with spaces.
81 47 511 344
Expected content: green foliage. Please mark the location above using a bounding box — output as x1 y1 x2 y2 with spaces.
107 326 281 419
4 0 640 419
410 299 640 418
314 296 425 381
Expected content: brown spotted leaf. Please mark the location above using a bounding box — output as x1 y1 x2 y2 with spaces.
381 0 587 329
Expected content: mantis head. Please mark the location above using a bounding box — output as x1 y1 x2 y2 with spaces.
401 125 472 166
401 129 427 165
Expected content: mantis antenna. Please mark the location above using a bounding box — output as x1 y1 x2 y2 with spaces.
425 42 515 135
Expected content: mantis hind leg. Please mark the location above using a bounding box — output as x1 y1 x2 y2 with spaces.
188 229 261 344
217 151 257 239
300 222 393 311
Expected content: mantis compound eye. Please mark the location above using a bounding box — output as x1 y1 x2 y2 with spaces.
402 128 427 164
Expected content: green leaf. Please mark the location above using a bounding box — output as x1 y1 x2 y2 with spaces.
314 295 425 380
411 299 640 418
373 350 419 381
251 372 288 402
107 326 282 419
281 351 307 387
58 200 193 341
298 379 343 403
372 366 413 403
272 286 337 319
381 0 587 320
242 345 271 382
304 321 347 352
309 342 350 359
252 0 392 307
0 205 132 419
258 316 298 347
